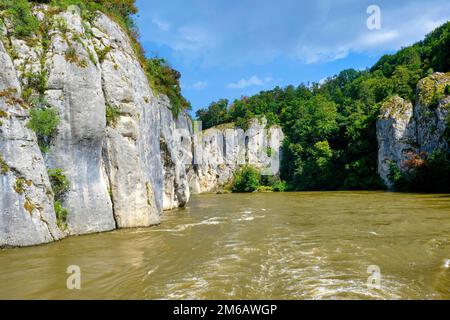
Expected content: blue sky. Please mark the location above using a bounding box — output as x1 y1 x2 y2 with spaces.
135 0 450 114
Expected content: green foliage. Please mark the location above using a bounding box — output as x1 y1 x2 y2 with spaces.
445 84 450 95
65 46 78 63
27 107 60 137
14 178 26 194
196 99 230 130
271 180 288 192
146 57 191 117
387 162 407 191
418 74 450 108
47 167 69 228
256 185 273 192
388 151 450 192
95 45 111 63
294 141 336 190
0 0 39 38
27 107 60 153
231 165 261 193
48 168 69 200
105 104 120 126
196 22 450 192
54 200 68 228
24 70 48 96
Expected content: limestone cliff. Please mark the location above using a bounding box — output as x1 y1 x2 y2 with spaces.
192 119 284 193
0 5 285 247
0 6 179 246
377 72 450 188
0 41 63 246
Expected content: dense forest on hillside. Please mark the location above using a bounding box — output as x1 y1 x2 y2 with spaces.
1 1 449 192
196 22 450 192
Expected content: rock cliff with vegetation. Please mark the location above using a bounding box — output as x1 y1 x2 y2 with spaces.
190 118 284 193
0 1 285 247
196 21 450 193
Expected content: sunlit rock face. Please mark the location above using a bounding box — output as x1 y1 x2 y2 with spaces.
377 73 450 188
0 6 174 246
194 119 285 193
376 96 417 188
0 41 63 247
414 73 450 154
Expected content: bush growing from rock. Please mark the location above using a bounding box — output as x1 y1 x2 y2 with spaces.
232 165 261 193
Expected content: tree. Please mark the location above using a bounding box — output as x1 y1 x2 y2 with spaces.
195 99 230 130
146 58 191 117
232 165 261 193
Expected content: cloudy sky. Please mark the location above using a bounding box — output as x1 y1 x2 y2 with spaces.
135 0 450 113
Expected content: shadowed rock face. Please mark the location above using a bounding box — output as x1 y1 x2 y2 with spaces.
158 96 191 211
376 73 450 188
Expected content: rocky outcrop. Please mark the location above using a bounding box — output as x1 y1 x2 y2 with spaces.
376 96 417 187
158 96 191 210
44 10 116 235
377 72 450 188
0 6 172 247
0 41 62 247
194 119 284 193
415 73 450 153
94 12 160 227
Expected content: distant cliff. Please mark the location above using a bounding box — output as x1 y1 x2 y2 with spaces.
377 72 450 188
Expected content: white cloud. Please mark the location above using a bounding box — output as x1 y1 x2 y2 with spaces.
138 0 450 66
227 76 272 89
191 81 208 90
151 18 170 31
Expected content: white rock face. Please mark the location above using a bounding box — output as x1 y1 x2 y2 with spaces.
0 41 62 247
93 12 160 227
159 96 191 210
0 5 285 247
376 96 417 188
376 73 450 188
415 73 450 153
0 7 171 246
194 119 284 193
43 11 116 235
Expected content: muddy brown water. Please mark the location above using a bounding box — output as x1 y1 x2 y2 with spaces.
0 192 449 299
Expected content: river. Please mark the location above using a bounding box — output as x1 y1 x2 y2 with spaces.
0 192 449 299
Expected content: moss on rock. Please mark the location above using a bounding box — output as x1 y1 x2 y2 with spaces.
417 72 450 108
0 154 9 174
